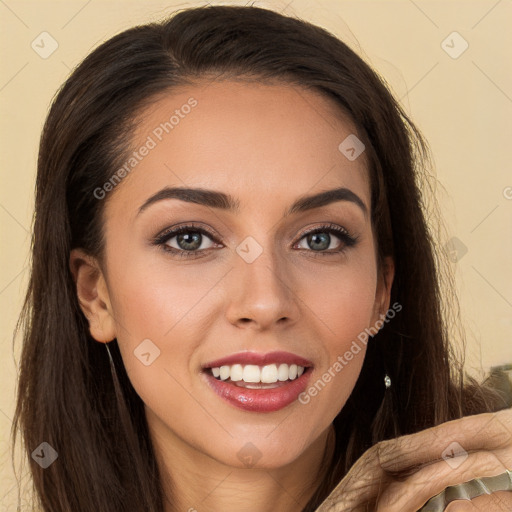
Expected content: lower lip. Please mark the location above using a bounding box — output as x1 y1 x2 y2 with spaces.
202 369 312 412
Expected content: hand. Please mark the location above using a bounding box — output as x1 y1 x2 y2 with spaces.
314 407 512 512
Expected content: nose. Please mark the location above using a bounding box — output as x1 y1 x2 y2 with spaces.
224 241 301 331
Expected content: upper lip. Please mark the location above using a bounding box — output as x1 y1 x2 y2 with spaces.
202 351 314 369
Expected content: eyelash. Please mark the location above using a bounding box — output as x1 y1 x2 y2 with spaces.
152 222 359 259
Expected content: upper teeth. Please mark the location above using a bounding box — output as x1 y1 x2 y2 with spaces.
211 364 305 383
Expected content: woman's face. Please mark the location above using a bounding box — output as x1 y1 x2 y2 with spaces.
75 80 393 470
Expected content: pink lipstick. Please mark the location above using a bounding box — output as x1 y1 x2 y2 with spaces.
201 351 314 413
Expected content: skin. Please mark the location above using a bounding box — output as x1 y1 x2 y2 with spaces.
70 79 512 511
314 408 512 511
71 79 393 511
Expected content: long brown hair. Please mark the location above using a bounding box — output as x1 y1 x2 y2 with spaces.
13 5 504 511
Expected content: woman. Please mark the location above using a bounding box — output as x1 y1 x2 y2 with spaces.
13 5 511 511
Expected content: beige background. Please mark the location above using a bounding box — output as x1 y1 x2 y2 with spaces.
1 0 511 508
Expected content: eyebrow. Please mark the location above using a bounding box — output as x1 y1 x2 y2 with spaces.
137 186 368 218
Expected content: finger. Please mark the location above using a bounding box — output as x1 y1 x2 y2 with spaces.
377 408 512 475
376 448 512 512
313 444 386 511
446 491 512 511
314 409 512 512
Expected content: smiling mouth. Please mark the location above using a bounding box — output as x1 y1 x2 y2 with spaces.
201 359 314 412
204 363 309 389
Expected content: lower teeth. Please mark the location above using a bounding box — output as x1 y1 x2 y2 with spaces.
233 381 285 389
214 376 291 388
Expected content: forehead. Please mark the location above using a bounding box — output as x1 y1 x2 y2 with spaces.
105 79 371 219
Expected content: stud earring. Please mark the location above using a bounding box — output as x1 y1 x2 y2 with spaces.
384 374 391 389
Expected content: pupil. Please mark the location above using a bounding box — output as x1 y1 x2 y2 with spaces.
309 233 329 251
178 232 201 250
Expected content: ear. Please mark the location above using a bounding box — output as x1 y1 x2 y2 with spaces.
69 248 116 343
371 255 395 324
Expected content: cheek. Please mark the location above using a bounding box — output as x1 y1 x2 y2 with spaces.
106 244 222 341
296 255 377 414
302 249 378 340
309 273 376 332
102 243 218 396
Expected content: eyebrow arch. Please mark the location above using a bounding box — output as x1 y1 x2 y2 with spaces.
137 186 368 218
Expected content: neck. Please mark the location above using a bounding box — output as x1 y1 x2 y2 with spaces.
148 416 336 512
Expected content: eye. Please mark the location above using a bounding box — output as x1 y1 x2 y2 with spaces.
295 224 358 254
152 222 359 259
153 223 221 258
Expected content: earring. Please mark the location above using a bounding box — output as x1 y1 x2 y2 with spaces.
372 316 392 390
105 341 115 366
105 342 120 385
